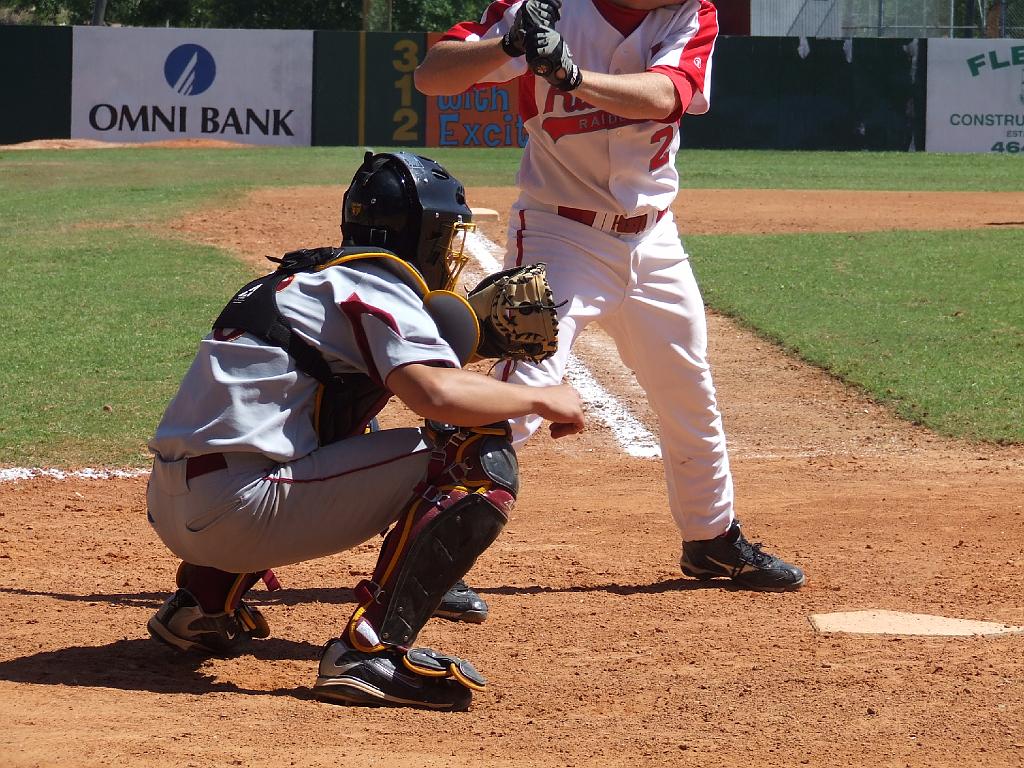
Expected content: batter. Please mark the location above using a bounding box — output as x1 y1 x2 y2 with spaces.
416 0 805 590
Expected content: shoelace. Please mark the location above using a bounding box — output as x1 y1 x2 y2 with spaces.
735 537 775 568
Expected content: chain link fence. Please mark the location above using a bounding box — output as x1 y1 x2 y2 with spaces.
961 0 1024 36
752 0 1024 38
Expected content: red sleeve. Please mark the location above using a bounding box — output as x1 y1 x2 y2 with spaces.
442 0 520 41
647 0 718 121
648 65 695 124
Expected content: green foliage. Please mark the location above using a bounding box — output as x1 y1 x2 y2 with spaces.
393 0 483 32
1 0 484 30
4 0 93 24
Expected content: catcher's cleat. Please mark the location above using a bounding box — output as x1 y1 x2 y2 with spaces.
680 521 805 592
147 588 265 656
313 640 473 711
403 647 487 691
433 579 489 624
173 562 273 639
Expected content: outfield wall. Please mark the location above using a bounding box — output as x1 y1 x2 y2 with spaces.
1 26 1021 154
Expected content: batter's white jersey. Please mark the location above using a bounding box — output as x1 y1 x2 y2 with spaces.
442 1 735 541
446 0 718 215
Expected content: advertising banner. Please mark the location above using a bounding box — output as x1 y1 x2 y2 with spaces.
426 82 527 148
926 38 1024 153
424 32 526 149
71 26 313 146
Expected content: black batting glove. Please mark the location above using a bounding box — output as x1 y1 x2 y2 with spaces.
525 26 582 91
501 0 563 58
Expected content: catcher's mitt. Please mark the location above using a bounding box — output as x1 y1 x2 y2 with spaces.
466 262 562 363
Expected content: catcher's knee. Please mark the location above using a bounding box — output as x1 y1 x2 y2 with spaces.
422 419 519 498
345 422 517 651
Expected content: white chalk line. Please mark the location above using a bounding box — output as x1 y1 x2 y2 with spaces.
1 235 661 484
0 467 149 483
465 231 661 459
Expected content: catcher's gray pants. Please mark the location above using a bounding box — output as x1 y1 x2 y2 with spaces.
147 428 432 574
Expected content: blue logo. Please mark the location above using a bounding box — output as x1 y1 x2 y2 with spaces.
164 44 216 96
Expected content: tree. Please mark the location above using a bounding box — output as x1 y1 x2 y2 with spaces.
0 0 485 29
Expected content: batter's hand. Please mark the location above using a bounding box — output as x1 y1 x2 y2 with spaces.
535 383 585 439
525 26 582 91
502 0 562 58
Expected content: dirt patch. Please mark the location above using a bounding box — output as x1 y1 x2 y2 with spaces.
165 185 1024 272
1 138 253 151
3 183 1023 767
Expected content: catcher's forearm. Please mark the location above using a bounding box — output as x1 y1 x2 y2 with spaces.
415 39 510 96
574 71 682 121
388 364 559 427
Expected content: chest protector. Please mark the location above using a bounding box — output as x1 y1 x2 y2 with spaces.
212 246 409 446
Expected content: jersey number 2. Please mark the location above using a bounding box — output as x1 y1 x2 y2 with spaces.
649 126 674 171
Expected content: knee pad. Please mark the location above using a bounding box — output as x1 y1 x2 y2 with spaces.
345 422 518 652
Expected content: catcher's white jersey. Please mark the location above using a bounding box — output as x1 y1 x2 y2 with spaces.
446 0 718 215
150 261 460 463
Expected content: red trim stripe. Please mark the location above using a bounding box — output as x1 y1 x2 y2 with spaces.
337 292 400 385
518 71 538 122
515 209 525 267
265 446 433 485
675 0 719 94
499 358 515 382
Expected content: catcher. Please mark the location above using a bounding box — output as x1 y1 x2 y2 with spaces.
145 151 581 711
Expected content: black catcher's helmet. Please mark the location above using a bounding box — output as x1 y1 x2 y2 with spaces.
341 151 475 291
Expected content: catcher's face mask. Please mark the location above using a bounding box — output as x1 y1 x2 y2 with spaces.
439 219 475 292
342 151 475 292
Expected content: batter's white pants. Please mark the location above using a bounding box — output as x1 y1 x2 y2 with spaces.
495 196 734 542
147 428 432 574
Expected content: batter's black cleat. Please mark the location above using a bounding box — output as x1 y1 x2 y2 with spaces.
313 640 472 711
147 588 264 656
680 521 805 592
433 579 489 624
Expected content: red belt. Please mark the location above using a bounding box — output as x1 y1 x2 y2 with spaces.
185 453 228 481
556 206 666 235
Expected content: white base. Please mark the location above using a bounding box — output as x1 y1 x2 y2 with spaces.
810 610 1024 637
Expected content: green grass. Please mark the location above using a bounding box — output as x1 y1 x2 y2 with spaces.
690 229 1024 442
0 146 1021 465
0 230 252 466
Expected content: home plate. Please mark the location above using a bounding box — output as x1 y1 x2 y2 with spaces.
809 610 1024 637
471 207 500 222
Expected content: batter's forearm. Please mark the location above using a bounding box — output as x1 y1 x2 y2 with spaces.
574 71 680 121
415 39 511 96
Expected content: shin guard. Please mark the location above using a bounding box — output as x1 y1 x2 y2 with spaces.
345 422 518 652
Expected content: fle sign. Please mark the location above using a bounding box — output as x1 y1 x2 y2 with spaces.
71 27 313 146
927 38 1024 153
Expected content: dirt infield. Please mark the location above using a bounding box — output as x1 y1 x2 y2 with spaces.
3 182 1023 767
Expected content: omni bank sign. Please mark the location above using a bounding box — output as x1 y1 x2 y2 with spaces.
71 26 313 146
